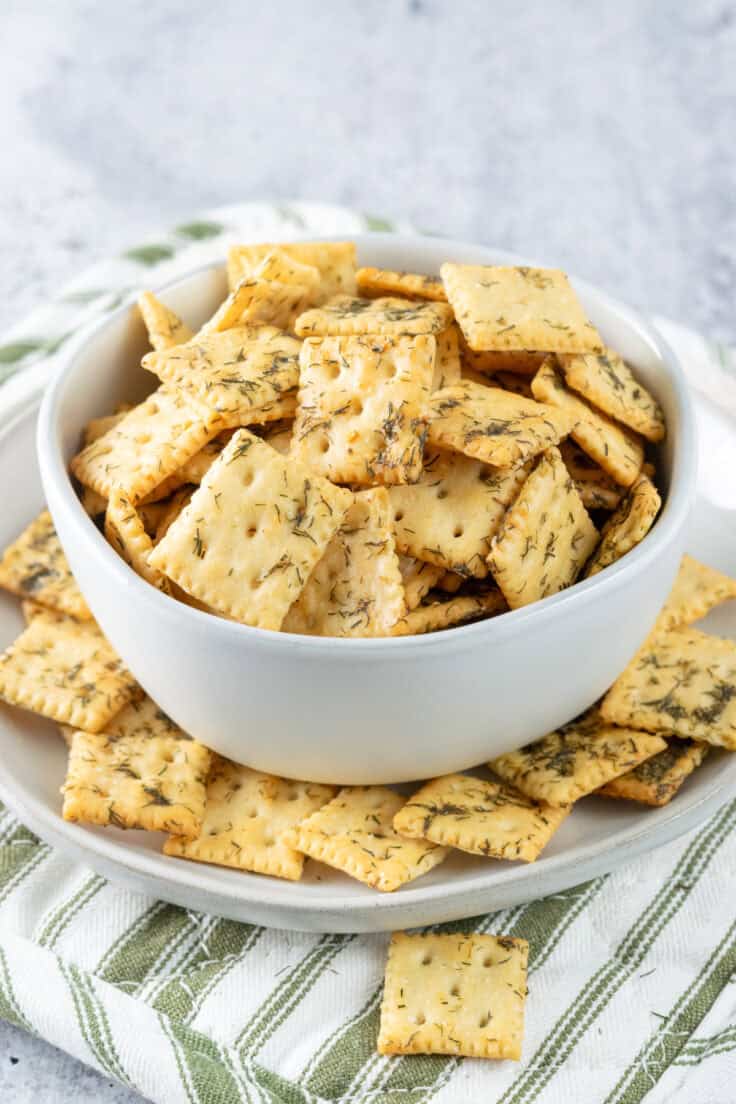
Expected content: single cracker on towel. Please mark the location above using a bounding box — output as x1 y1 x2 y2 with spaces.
584 473 661 577
559 348 665 443
0 510 91 620
295 295 453 338
657 555 736 631
597 739 708 806
137 291 193 351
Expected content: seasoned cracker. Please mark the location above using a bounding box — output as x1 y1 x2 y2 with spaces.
597 739 708 806
153 488 194 544
377 931 528 1060
282 786 448 891
164 757 335 879
493 372 535 399
227 241 357 299
137 292 193 351
428 381 571 468
0 511 91 620
83 409 130 448
657 555 736 631
251 247 321 296
21 599 46 624
398 557 444 611
198 277 307 335
282 488 405 636
489 709 667 805
149 429 353 629
394 773 570 861
600 627 736 749
584 473 661 577
104 490 171 592
531 357 644 487
560 348 665 443
174 432 234 485
559 440 624 511
295 295 453 338
388 448 529 578
0 609 138 732
460 344 547 378
390 589 506 635
441 263 603 353
433 325 462 390
487 447 598 609
292 334 435 485
356 266 448 302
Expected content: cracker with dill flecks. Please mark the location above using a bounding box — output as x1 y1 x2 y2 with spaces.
441 263 603 354
600 627 736 749
559 440 624 512
390 589 506 636
282 488 405 637
393 773 570 861
149 429 353 629
489 709 668 806
82 408 131 448
0 608 138 732
0 510 92 620
105 489 171 592
164 757 335 879
295 295 453 338
492 372 535 400
281 786 448 892
597 739 708 806
398 557 445 611
388 448 530 579
70 386 224 504
356 267 448 302
197 276 308 336
559 348 665 443
584 474 661 577
433 325 462 390
377 931 528 1060
487 447 598 610
227 241 357 300
656 555 736 631
427 381 571 469
250 247 321 297
460 343 547 378
531 356 644 487
292 334 435 485
62 696 211 836
137 292 193 351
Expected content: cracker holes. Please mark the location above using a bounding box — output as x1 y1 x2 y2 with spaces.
437 488 449 500
352 398 364 416
394 510 405 522
450 984 460 997
245 526 258 539
320 437 330 454
453 525 464 539
478 1013 491 1028
421 953 432 966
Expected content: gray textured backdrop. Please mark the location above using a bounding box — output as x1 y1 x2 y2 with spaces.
1 1 735 1100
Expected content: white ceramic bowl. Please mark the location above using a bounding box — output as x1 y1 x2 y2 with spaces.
37 235 697 784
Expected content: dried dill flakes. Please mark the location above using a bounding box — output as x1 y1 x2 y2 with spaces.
137 292 193 352
559 347 665 443
597 739 708 806
356 266 449 303
657 555 736 631
295 294 453 337
0 510 92 620
227 241 357 300
584 473 661 578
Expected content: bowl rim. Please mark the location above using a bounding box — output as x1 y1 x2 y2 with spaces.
37 232 697 656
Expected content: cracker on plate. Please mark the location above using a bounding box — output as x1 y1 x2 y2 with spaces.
390 588 507 635
104 489 171 592
597 739 708 806
584 474 661 577
377 931 528 1059
559 348 665 443
656 555 736 631
559 440 624 512
0 510 91 620
356 267 448 302
227 241 357 299
295 295 453 338
137 292 193 351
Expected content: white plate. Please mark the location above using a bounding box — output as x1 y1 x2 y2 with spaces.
1 394 735 933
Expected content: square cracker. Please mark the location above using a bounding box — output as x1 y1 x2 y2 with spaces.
70 386 223 504
143 325 301 424
149 429 353 629
0 609 138 732
292 334 435 485
295 295 453 338
388 448 530 579
441 263 603 354
0 510 91 620
227 241 357 299
104 490 171 592
250 247 321 295
398 556 444 611
600 627 736 749
390 588 506 636
394 773 569 862
489 709 667 805
584 473 661 578
62 696 211 837
198 277 308 336
282 488 405 637
377 931 528 1060
559 440 624 512
356 267 448 302
137 292 193 351
657 555 736 631
597 739 708 806
281 786 448 892
559 348 665 443
531 357 644 487
428 381 571 469
164 757 335 880
487 447 599 610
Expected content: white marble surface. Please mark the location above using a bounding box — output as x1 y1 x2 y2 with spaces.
0 1 734 1100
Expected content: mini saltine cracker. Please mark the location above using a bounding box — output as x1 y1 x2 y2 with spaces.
559 348 665 443
70 386 224 504
148 429 353 629
292 334 435 485
531 357 644 487
0 510 92 620
62 696 211 837
137 291 193 351
197 277 308 336
388 448 530 578
597 739 708 807
489 709 668 805
281 786 448 892
394 773 570 862
164 757 335 880
657 555 736 631
0 608 138 732
104 489 171 592
227 241 357 300
251 248 321 298
441 263 603 354
390 589 506 636
427 381 571 469
398 557 445 611
433 325 463 390
282 488 405 637
377 931 528 1060
600 628 736 749
559 440 624 512
584 473 661 578
142 325 301 424
487 447 599 609
356 267 448 302
295 295 453 338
